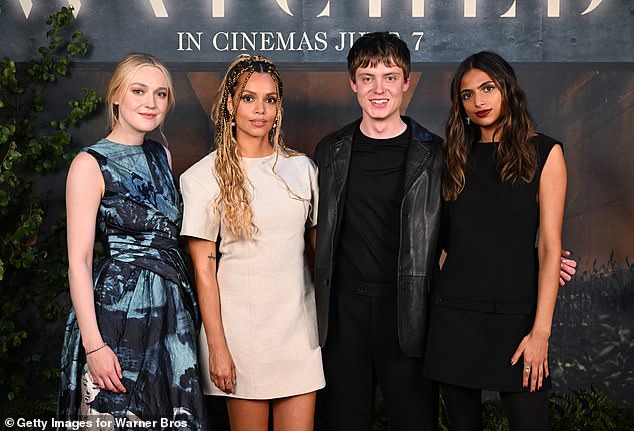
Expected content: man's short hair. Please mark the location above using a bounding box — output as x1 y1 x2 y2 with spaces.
347 32 411 82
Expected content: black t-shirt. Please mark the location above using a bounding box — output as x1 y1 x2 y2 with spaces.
334 126 410 283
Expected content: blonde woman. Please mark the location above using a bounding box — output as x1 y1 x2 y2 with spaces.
180 54 324 430
58 53 204 428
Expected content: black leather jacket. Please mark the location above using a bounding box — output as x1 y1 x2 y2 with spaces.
312 117 443 357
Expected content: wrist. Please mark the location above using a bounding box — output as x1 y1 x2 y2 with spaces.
208 342 227 351
530 326 551 338
208 339 228 353
82 338 105 352
206 329 227 348
85 342 108 356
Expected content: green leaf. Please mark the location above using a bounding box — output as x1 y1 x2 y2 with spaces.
12 333 26 347
0 3 100 400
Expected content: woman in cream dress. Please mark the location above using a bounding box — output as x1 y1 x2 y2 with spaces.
180 55 324 430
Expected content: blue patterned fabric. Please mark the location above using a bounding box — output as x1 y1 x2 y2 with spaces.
58 139 205 429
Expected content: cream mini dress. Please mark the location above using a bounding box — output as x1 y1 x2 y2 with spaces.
180 150 325 399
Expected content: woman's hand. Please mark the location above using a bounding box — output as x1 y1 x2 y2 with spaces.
209 344 236 394
511 330 550 392
86 345 126 393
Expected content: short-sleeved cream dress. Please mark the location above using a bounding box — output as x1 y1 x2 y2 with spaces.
180 150 325 400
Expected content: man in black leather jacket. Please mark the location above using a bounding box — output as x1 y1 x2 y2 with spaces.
312 32 442 430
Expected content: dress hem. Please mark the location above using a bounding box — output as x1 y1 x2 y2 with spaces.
204 382 326 400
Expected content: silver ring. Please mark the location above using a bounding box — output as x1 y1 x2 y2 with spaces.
524 366 531 373
224 380 230 385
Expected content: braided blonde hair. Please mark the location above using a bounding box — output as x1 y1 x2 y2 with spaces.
211 54 302 240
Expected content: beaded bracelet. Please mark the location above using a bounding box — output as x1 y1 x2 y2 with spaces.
85 342 108 356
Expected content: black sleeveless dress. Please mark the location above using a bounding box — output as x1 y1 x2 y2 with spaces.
424 134 561 392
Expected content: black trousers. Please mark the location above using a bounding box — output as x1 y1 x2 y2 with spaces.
317 277 438 431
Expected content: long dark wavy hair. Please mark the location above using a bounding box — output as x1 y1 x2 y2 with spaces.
443 51 537 201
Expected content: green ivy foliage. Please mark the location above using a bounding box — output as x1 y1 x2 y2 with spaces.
550 385 634 431
0 6 102 401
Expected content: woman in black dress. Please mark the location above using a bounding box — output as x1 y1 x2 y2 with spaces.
424 52 567 431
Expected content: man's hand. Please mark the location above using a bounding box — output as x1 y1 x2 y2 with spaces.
560 250 577 286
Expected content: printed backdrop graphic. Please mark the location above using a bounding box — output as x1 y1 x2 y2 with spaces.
3 0 633 62
1 0 633 405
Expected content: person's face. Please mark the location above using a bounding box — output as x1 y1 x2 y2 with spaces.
228 72 278 147
459 68 503 141
114 66 169 140
350 62 410 125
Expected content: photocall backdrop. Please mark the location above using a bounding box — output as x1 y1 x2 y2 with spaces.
2 0 633 404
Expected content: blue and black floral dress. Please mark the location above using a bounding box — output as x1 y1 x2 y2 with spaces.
58 139 204 429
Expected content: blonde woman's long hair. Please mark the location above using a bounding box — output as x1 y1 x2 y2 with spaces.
106 53 175 140
211 54 302 240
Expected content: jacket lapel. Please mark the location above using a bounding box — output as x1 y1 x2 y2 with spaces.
330 136 352 198
403 138 432 195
